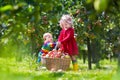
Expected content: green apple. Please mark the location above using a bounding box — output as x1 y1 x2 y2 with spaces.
94 0 108 12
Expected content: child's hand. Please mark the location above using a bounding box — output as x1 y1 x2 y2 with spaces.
56 41 61 48
54 41 61 50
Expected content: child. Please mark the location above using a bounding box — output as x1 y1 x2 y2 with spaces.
37 33 56 63
57 14 79 71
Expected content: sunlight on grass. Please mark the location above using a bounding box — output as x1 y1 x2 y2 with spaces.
0 57 118 80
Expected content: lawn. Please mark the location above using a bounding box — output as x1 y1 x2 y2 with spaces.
0 56 118 80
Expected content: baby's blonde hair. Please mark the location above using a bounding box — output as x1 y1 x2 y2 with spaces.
43 33 52 40
60 14 73 26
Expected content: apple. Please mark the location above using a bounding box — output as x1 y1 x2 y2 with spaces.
45 54 49 58
65 55 70 58
94 0 108 12
76 9 80 15
77 18 83 23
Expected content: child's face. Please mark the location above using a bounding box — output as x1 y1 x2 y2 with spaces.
60 21 71 30
45 35 53 42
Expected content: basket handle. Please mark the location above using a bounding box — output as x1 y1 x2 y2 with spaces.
54 42 59 50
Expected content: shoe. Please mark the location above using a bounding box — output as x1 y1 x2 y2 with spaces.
73 63 78 71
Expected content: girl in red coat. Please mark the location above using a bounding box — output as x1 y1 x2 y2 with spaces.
57 14 79 71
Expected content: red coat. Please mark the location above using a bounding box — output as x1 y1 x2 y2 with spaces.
58 28 79 56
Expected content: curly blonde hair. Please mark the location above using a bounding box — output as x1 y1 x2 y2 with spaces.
43 33 52 40
59 14 73 27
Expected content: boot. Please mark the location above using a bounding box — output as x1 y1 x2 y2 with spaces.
73 63 78 71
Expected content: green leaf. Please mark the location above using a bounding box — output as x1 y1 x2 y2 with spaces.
0 5 13 12
94 0 108 12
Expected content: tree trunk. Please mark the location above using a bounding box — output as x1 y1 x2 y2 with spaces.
82 50 86 64
87 37 92 69
118 53 120 71
91 39 101 68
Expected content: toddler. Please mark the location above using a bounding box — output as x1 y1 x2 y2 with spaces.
37 33 56 63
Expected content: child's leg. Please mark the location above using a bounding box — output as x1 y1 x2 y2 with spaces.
37 56 41 63
37 52 42 63
70 55 78 71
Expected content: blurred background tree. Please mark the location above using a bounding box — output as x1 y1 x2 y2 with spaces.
0 0 120 69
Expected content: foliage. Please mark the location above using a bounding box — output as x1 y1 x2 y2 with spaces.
0 0 120 70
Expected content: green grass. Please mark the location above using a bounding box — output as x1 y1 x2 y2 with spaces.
0 57 118 80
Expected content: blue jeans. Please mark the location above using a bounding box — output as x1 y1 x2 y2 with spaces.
37 52 42 63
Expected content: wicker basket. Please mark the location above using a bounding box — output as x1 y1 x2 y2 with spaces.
44 58 71 71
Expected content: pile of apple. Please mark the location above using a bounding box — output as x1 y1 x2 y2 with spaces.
42 49 70 59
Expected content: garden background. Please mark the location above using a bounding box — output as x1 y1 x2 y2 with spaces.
0 0 120 80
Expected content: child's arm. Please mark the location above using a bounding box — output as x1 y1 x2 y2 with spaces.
58 30 63 41
49 42 56 48
59 29 74 43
